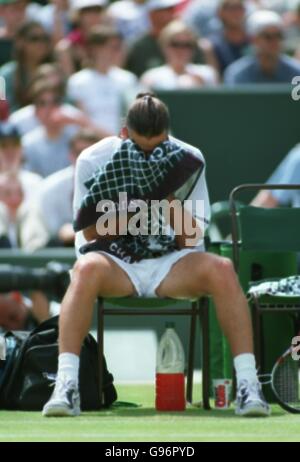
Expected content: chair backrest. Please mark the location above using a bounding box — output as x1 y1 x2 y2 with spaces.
239 206 300 251
230 184 300 270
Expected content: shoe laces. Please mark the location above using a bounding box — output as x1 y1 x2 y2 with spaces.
53 375 77 398
239 380 261 401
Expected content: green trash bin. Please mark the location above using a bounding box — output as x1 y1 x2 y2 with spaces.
220 242 297 402
206 242 229 397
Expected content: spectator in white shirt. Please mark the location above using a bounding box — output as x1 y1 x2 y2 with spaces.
0 170 47 251
67 24 139 136
0 171 24 247
141 20 219 90
22 80 94 177
37 128 100 247
55 0 110 77
0 122 42 201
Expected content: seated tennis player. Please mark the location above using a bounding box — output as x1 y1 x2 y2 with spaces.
43 93 270 417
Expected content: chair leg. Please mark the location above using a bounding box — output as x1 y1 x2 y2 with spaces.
186 301 197 404
252 296 262 372
199 297 211 410
97 298 104 407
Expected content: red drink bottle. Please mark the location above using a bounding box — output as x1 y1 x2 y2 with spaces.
155 322 185 411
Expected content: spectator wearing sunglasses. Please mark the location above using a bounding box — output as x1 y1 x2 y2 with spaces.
9 63 71 136
224 10 300 84
125 0 205 78
22 80 91 178
35 0 71 45
140 20 218 90
55 0 110 77
0 21 52 113
0 0 28 67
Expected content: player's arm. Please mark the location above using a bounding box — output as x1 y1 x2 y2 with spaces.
167 195 203 249
83 211 135 241
83 224 99 241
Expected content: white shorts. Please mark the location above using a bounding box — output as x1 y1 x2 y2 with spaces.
98 248 201 298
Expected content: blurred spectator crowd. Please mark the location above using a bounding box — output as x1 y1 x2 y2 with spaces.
1 0 300 329
1 0 300 249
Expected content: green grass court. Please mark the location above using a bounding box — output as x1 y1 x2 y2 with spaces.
1 384 300 442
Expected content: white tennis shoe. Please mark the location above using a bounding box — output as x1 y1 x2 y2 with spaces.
235 379 271 417
42 375 81 417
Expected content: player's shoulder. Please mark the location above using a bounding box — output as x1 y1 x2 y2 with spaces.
78 136 122 165
170 135 206 163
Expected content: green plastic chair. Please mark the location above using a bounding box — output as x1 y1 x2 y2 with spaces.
230 184 300 371
97 295 210 409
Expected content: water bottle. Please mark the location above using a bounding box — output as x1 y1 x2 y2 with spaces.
155 322 185 411
0 335 6 361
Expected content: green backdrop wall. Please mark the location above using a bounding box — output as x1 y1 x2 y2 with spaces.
158 86 300 204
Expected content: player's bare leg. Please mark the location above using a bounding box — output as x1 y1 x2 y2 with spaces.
43 252 136 417
156 252 252 356
59 252 136 355
156 251 270 417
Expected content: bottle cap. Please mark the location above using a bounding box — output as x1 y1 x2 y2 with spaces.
165 321 175 329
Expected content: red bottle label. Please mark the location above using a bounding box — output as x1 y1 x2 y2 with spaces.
215 384 226 408
155 373 185 411
0 100 9 121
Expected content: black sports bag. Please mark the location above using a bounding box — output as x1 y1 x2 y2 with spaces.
0 316 117 411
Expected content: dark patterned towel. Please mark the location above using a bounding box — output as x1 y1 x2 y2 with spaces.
74 138 203 232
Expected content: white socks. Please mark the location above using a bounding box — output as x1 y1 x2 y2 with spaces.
57 353 80 386
56 352 257 389
234 353 258 387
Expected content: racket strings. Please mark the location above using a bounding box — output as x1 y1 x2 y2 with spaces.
273 355 300 410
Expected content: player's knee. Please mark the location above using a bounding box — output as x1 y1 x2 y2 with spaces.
72 255 105 286
209 256 236 291
217 257 235 275
215 257 236 284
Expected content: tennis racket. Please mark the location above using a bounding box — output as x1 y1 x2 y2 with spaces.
259 336 300 414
